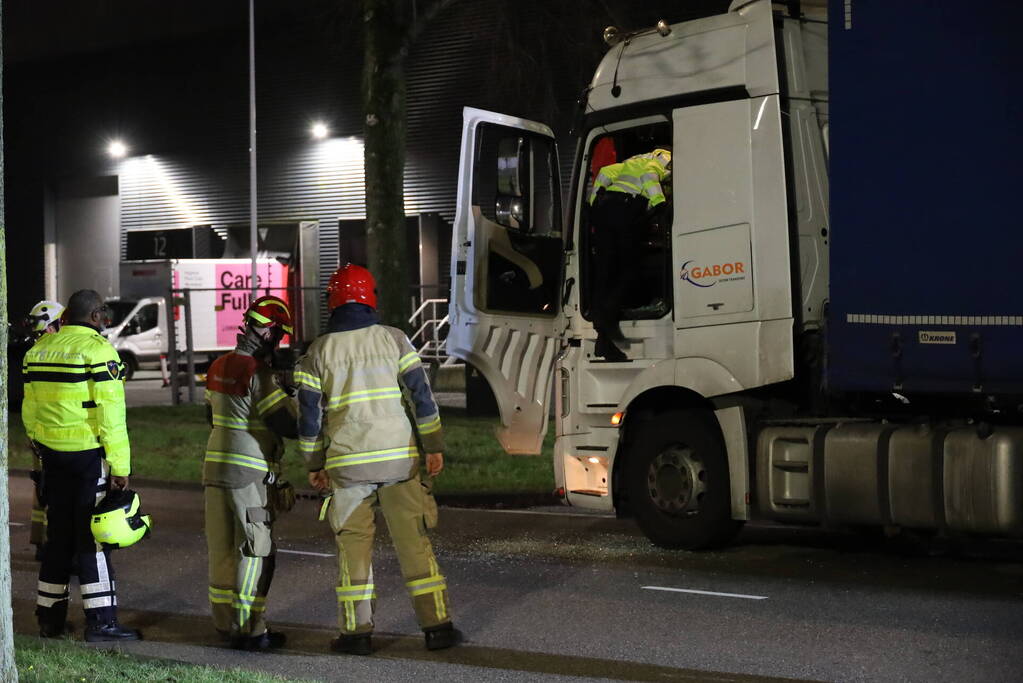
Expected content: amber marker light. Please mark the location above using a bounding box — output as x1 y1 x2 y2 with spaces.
611 411 624 426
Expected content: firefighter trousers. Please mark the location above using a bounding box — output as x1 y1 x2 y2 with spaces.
204 482 276 637
328 476 450 635
35 445 117 627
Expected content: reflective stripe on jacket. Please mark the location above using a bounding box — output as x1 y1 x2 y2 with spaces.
296 323 444 488
588 149 671 209
203 351 294 488
21 324 131 475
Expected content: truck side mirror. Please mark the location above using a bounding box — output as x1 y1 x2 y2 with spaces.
495 136 530 232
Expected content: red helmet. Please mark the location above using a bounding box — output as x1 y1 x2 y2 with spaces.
327 264 377 310
244 295 293 335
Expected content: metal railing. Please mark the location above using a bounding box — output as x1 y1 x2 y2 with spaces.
408 298 459 366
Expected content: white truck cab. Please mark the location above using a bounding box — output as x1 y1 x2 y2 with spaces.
104 297 169 379
449 0 816 547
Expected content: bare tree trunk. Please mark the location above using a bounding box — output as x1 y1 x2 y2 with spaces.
0 3 20 679
362 0 410 330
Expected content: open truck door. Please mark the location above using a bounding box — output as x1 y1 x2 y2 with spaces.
447 107 564 454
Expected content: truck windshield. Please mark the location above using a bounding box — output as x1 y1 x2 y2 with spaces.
106 301 138 328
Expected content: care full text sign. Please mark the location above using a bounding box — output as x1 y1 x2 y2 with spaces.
215 263 289 347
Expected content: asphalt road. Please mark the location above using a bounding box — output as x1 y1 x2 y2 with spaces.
7 477 1023 682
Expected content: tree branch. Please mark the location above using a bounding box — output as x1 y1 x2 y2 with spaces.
397 0 462 64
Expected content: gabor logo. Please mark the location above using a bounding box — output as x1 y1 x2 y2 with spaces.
680 260 746 288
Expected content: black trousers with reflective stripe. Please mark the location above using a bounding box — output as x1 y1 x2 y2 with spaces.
36 444 117 626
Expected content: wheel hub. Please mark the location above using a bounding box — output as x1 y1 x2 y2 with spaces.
647 446 706 516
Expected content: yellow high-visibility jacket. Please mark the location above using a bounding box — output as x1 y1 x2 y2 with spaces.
588 149 671 209
22 324 131 476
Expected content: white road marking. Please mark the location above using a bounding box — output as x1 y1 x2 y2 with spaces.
642 586 768 600
278 549 333 558
468 508 614 519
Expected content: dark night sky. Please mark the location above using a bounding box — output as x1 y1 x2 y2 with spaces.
4 1 736 64
4 1 254 64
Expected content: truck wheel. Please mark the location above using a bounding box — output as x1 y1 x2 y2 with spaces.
625 410 742 549
118 353 137 381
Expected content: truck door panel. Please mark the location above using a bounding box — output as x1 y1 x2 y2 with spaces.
448 107 563 455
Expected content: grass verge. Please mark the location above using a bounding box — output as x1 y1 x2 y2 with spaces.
14 634 297 682
8 404 554 496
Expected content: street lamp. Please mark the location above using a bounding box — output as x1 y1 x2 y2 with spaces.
107 140 128 158
311 122 329 140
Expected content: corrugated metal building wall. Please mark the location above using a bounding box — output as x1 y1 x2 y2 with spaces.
119 8 579 232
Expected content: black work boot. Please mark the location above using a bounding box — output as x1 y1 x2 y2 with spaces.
84 620 142 642
231 630 286 651
36 603 70 638
424 623 463 651
38 620 71 638
330 633 372 656
594 337 627 362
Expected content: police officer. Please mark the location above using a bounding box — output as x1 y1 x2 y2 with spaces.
22 289 140 641
588 148 672 361
24 300 65 558
203 295 297 651
296 264 459 655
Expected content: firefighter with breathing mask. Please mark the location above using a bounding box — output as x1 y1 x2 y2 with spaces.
296 264 460 655
203 295 298 651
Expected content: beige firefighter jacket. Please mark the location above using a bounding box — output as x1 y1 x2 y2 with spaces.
203 351 296 488
295 323 444 488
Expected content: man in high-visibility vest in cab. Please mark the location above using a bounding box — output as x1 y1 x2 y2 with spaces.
22 289 141 641
296 264 459 655
588 147 672 361
203 295 298 651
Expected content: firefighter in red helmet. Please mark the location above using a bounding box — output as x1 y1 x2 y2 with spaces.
296 264 460 654
203 295 298 651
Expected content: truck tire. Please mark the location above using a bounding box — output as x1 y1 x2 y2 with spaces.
625 409 742 549
118 352 137 381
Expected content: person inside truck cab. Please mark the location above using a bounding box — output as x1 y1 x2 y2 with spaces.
587 147 672 361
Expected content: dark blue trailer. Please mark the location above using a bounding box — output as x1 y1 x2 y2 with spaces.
827 0 1023 396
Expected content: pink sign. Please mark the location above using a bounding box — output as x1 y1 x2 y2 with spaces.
215 263 290 347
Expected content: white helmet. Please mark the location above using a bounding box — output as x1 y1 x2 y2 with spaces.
28 300 65 333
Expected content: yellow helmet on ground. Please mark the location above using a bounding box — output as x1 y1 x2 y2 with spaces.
91 490 153 549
